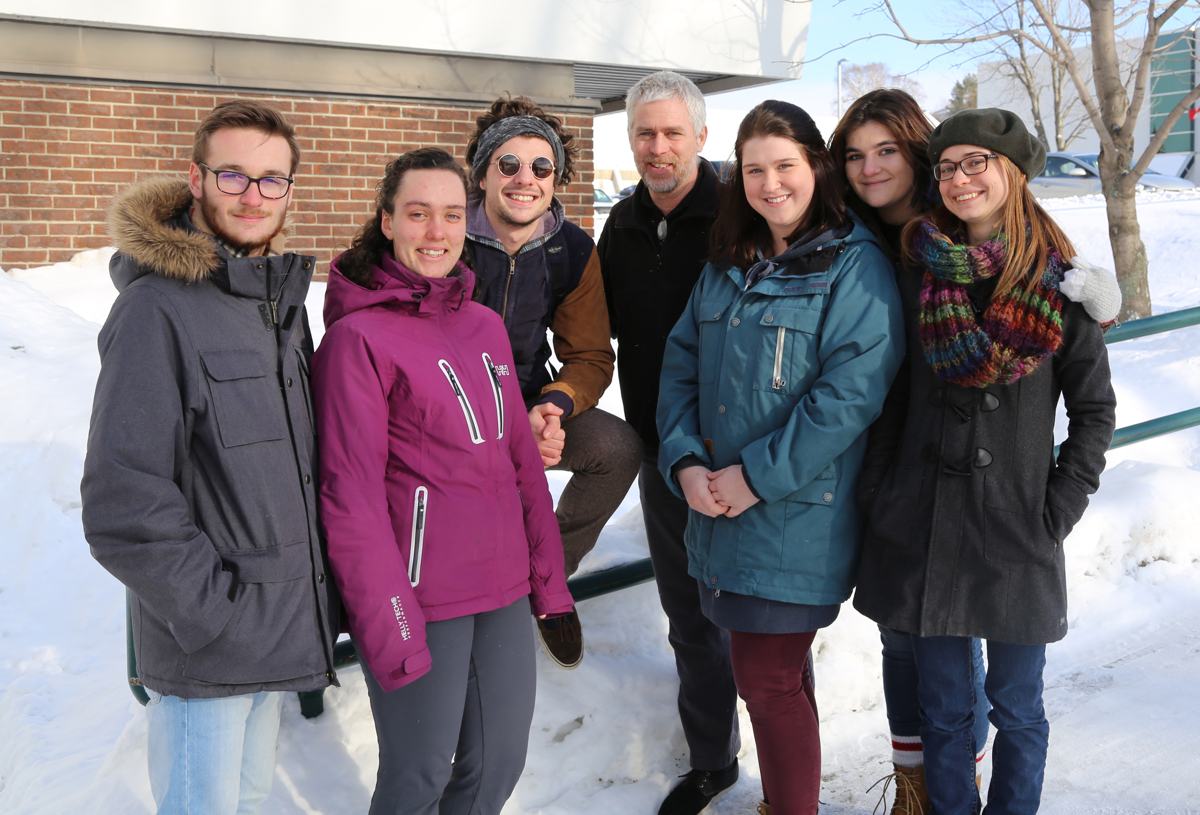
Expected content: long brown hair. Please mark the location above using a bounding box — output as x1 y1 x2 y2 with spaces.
905 153 1076 299
337 148 469 285
828 88 934 225
710 100 848 268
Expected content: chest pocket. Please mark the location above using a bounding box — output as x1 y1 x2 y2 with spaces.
201 350 286 448
753 306 822 395
695 302 728 384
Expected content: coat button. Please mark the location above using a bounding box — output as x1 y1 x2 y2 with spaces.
973 447 993 468
730 317 741 327
317 573 325 583
286 377 294 388
718 404 726 414
822 491 833 504
712 311 722 320
304 473 312 484
764 313 774 323
980 392 1000 412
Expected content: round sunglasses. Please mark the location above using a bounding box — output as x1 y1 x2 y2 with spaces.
494 153 556 180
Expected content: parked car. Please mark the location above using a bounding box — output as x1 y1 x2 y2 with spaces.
593 187 615 237
1029 152 1196 198
614 184 637 201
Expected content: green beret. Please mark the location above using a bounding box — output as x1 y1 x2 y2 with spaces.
927 108 1046 180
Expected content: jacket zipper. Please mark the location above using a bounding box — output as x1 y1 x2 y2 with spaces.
438 359 485 445
772 325 787 390
500 256 517 321
408 486 428 587
482 352 504 439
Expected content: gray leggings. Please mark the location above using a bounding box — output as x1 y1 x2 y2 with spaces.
362 597 536 815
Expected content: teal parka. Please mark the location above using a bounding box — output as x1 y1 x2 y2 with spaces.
657 221 904 605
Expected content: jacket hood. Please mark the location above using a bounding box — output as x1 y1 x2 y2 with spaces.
324 251 475 329
465 197 564 254
107 177 290 290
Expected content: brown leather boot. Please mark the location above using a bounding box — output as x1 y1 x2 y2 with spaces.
888 764 930 815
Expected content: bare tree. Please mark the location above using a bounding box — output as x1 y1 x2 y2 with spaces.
973 0 1091 150
839 62 924 112
880 0 1200 319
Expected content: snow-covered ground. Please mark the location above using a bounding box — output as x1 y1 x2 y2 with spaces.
2 191 1199 814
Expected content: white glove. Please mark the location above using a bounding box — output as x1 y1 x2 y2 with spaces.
1064 257 1122 323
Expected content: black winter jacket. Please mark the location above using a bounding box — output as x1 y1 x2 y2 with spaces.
81 178 339 697
853 259 1116 645
598 160 721 448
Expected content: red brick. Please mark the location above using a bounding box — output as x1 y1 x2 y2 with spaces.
115 157 159 170
89 89 134 104
0 234 27 248
0 85 45 98
75 156 116 169
134 92 176 106
28 154 72 169
2 221 48 235
5 167 50 181
28 181 75 196
6 113 47 127
67 101 113 116
44 86 90 101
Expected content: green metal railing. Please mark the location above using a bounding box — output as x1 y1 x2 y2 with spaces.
126 305 1200 714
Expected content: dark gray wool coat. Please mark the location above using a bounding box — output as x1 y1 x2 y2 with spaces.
81 177 339 697
853 261 1116 645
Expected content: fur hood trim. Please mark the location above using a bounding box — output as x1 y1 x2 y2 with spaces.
107 177 291 284
108 177 218 284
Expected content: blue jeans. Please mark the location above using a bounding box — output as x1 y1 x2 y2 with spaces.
880 627 989 755
911 636 1049 815
146 690 283 815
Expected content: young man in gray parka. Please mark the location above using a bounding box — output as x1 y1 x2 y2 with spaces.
81 100 339 815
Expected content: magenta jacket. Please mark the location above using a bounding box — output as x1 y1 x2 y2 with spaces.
313 252 574 692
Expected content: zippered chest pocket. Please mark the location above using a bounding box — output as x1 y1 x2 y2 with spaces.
753 306 822 395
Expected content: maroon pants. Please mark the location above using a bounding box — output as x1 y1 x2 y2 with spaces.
729 630 820 815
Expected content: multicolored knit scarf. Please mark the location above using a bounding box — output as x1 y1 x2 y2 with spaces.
912 220 1066 388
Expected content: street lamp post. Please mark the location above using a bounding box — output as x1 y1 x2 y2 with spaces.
836 58 849 119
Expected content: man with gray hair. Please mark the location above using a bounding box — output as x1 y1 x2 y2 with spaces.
598 71 741 815
464 96 643 670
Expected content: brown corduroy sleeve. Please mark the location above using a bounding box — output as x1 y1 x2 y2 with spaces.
540 247 615 416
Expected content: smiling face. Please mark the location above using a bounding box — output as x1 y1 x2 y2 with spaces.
187 127 293 254
479 134 556 231
629 97 707 200
740 135 815 254
844 120 918 225
380 168 466 278
937 143 1010 244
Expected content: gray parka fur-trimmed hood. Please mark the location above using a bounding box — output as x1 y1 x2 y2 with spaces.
107 176 288 286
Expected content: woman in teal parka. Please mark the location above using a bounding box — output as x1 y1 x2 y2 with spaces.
656 100 904 814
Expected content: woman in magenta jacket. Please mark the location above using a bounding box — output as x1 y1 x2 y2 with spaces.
313 147 574 815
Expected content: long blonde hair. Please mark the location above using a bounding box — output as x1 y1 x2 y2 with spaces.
905 154 1076 299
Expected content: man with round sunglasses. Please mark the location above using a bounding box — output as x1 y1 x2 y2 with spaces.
82 100 339 814
464 96 642 670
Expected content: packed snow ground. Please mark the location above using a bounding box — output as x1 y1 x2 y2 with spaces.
2 191 1199 814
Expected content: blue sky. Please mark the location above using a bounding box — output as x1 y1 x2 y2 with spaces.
595 0 984 168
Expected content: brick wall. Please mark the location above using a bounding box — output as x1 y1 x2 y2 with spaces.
0 79 595 272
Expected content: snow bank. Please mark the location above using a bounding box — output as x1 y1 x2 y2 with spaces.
3 192 1200 813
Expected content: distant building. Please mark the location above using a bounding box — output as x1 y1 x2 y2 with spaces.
0 1 810 269
978 27 1197 180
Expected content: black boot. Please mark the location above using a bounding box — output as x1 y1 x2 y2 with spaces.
658 760 738 815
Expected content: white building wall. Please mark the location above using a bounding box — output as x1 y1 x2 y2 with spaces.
0 0 810 80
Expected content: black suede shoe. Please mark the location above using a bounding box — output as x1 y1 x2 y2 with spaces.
536 610 583 668
658 760 738 815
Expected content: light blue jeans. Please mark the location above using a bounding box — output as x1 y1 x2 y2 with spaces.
146 690 283 815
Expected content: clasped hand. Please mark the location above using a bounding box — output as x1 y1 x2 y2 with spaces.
677 464 760 519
